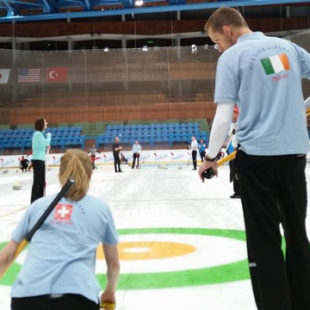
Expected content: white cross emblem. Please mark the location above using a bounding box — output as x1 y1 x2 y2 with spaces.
57 206 70 218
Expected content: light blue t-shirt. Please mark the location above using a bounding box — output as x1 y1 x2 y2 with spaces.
32 131 51 161
214 32 310 155
132 143 142 153
11 193 118 303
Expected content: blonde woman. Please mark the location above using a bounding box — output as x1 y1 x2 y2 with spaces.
0 149 119 310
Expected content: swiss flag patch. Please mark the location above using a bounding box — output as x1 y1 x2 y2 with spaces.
54 203 73 221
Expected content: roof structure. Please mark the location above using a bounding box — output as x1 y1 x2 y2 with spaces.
0 0 308 23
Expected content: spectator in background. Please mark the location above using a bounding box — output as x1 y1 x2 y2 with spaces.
31 118 51 203
20 156 29 173
198 139 206 162
131 140 142 169
120 153 128 165
89 145 98 170
227 106 240 198
190 136 198 170
112 137 122 173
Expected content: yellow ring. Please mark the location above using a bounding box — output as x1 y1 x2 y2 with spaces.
97 241 196 260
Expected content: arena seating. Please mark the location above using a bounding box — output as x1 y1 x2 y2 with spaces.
0 127 85 153
95 122 209 147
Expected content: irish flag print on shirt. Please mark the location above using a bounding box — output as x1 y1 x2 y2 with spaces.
261 54 290 75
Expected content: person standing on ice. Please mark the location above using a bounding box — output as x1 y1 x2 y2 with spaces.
131 140 142 169
198 139 206 163
199 7 310 310
190 136 198 170
112 137 123 173
30 118 51 203
89 144 98 170
226 106 240 199
0 149 120 310
20 156 30 173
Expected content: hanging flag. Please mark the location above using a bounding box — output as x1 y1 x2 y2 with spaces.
18 68 41 82
261 54 290 75
0 69 10 84
47 67 67 82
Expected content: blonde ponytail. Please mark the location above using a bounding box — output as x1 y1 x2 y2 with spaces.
58 149 93 201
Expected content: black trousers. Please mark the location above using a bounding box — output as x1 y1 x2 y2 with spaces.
113 154 121 172
236 150 310 310
192 150 197 169
199 151 206 162
11 294 99 310
31 160 45 203
132 153 140 168
91 155 96 169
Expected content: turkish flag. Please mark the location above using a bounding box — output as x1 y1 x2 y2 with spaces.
54 203 73 221
47 67 67 82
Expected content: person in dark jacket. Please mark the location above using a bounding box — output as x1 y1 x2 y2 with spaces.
112 137 122 173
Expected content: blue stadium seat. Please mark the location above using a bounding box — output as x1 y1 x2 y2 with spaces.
95 122 209 148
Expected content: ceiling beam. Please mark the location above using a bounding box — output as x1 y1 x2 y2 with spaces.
0 0 308 23
1 0 14 16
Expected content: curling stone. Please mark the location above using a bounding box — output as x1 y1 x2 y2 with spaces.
12 182 22 190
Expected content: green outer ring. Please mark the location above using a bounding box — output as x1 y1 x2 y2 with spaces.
0 228 250 289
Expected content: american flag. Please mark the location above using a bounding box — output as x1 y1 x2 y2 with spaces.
18 68 41 82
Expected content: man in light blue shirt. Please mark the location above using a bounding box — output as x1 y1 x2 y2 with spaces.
199 7 310 310
131 140 142 169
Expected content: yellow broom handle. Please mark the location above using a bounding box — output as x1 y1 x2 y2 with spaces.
217 150 237 167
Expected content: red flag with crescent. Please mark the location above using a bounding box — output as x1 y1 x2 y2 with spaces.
47 67 67 82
